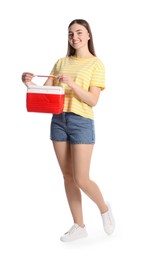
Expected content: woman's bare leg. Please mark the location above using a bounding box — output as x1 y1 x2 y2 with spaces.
52 141 85 226
71 144 108 213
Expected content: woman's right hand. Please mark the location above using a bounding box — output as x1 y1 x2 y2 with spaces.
21 72 34 86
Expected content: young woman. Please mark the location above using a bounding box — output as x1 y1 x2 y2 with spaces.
22 19 115 242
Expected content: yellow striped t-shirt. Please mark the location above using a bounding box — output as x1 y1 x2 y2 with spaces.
50 56 105 119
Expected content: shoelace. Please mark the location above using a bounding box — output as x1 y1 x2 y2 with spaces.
65 224 79 235
103 211 113 226
106 212 113 225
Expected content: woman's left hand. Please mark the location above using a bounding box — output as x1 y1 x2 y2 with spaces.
56 74 74 88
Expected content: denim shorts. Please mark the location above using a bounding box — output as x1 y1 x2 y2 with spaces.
50 112 95 144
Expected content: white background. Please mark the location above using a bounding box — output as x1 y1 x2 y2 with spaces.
0 0 147 259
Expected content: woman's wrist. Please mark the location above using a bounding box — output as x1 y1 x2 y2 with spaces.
25 81 36 87
69 81 77 90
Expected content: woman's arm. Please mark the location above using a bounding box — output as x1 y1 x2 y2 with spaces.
43 78 54 86
56 74 101 107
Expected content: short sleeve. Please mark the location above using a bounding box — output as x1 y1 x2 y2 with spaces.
90 59 105 90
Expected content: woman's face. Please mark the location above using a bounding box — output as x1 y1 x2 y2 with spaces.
68 23 90 51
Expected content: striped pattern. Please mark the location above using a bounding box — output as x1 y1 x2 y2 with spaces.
50 56 105 119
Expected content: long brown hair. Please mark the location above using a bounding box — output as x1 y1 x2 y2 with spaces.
66 19 96 57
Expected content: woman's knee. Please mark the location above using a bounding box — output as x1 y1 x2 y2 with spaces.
62 169 74 183
74 175 89 191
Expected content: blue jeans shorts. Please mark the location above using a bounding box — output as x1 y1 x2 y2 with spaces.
50 112 95 144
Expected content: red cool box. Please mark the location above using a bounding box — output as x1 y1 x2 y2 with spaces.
26 85 65 114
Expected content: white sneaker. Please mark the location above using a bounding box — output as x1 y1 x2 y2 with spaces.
60 224 88 242
101 202 115 235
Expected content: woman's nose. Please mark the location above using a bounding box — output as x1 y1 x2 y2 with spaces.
72 33 78 40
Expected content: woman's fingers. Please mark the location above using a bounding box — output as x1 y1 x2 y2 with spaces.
22 72 34 83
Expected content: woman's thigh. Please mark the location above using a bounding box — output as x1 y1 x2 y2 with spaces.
52 141 73 178
71 144 94 182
